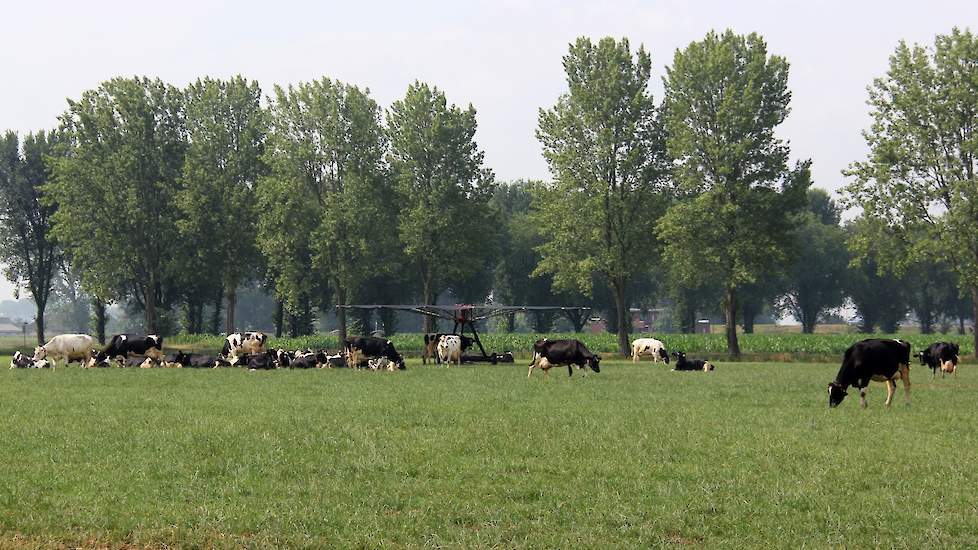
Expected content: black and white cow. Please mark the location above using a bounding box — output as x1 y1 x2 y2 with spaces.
527 338 601 378
916 342 959 377
828 338 912 408
9 351 34 369
246 350 277 370
95 334 163 365
289 351 321 369
670 351 715 372
423 333 475 364
274 349 294 368
344 336 406 370
221 332 268 364
163 351 190 368
182 354 221 368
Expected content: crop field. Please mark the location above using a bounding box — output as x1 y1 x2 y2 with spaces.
2 359 977 548
160 332 977 358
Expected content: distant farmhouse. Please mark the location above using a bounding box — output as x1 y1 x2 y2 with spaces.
0 317 26 335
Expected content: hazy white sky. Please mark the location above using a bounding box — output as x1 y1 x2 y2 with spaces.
2 0 976 302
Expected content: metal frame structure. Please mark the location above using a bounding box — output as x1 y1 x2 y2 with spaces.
336 304 592 362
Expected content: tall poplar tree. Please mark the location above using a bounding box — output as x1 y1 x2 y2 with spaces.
48 77 187 333
258 78 390 341
179 76 267 333
387 81 495 333
534 37 668 356
843 28 978 351
658 30 808 356
0 130 63 343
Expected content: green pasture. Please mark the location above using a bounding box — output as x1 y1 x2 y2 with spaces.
1 358 976 548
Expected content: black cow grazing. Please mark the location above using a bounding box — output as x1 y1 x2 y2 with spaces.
670 352 715 372
828 339 912 408
95 334 163 365
527 338 601 378
10 351 33 369
423 333 475 364
221 332 268 363
917 342 959 377
344 336 406 370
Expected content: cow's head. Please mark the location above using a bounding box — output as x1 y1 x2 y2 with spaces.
703 361 715 372
828 382 848 407
671 351 685 362
915 351 928 366
587 354 601 373
32 346 46 361
659 347 670 364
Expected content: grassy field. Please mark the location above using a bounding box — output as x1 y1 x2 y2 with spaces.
1 359 977 548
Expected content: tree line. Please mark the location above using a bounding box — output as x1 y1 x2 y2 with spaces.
0 28 975 356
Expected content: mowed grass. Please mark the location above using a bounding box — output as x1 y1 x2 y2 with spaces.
1 359 977 548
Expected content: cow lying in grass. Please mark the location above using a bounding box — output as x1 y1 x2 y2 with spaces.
670 352 714 372
828 338 911 408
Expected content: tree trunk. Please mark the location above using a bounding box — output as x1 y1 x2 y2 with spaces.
741 304 756 334
211 287 223 334
92 298 107 344
225 286 237 334
274 300 284 338
972 286 978 359
724 286 740 358
421 273 434 334
35 302 46 345
563 309 587 332
506 313 516 333
611 280 629 357
144 277 157 334
959 316 966 335
335 283 347 344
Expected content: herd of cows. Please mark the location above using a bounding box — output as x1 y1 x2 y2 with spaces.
5 331 964 408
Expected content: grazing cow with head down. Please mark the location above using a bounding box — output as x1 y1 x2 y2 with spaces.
437 335 462 366
94 334 163 365
828 338 912 408
631 338 669 364
32 334 96 369
221 332 267 364
917 342 959 377
344 336 406 370
670 351 714 372
527 338 601 378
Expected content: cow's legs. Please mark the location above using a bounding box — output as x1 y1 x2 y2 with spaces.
901 366 911 405
632 347 638 363
859 386 868 408
527 362 535 378
884 379 896 407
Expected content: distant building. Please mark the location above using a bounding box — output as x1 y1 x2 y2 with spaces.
0 316 25 335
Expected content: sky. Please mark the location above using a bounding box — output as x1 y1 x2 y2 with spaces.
1 0 976 303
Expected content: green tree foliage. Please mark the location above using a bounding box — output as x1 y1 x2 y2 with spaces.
658 30 808 356
258 78 391 340
845 246 909 333
0 130 63 343
778 189 848 333
843 28 978 348
47 77 187 334
387 81 495 333
179 76 267 333
534 37 668 355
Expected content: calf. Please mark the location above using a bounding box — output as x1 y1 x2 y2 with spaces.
344 336 406 370
828 338 911 408
437 335 462 366
631 338 669 364
10 351 33 369
916 342 959 377
527 338 600 378
221 332 268 364
32 334 95 369
670 351 714 372
95 334 163 365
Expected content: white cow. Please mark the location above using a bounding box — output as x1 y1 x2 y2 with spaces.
631 338 669 364
437 335 462 366
32 334 96 369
